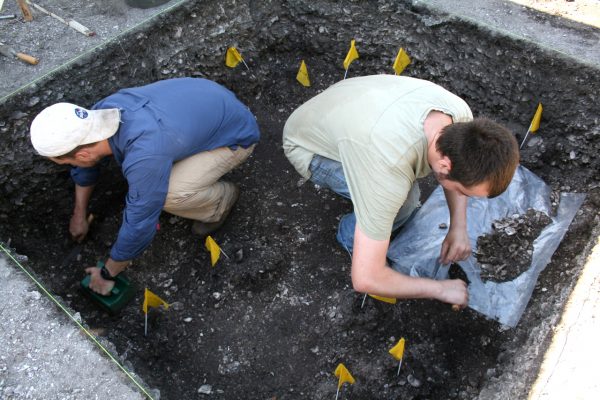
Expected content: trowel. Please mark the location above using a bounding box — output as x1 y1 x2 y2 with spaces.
0 42 38 65
80 261 135 314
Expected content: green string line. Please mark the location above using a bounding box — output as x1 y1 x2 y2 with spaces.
0 0 189 105
0 243 155 400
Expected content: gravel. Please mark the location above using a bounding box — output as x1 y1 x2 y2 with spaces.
0 252 150 400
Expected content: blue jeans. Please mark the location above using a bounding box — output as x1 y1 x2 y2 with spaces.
309 155 420 254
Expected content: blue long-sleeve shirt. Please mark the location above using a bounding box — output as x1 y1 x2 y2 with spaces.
71 78 260 261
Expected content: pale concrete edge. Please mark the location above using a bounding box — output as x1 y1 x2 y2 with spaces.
528 224 600 399
0 247 157 400
411 0 600 70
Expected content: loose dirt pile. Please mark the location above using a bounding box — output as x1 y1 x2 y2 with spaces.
476 209 553 283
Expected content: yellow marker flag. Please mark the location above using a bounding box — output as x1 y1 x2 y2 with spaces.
334 363 355 389
205 235 221 266
296 60 311 87
142 288 169 314
529 103 543 133
393 48 411 75
368 294 397 304
225 47 243 68
389 337 406 361
343 39 359 70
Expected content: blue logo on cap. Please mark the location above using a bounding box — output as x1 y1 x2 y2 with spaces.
74 108 88 119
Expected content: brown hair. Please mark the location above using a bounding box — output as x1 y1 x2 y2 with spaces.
436 118 519 198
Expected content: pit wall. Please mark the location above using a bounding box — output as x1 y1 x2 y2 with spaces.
0 0 598 397
1 0 599 220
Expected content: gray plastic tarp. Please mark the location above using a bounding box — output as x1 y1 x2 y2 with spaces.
387 165 585 327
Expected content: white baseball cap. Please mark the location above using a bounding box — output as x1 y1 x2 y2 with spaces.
30 102 120 157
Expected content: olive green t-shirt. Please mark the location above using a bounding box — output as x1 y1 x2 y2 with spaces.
283 75 473 240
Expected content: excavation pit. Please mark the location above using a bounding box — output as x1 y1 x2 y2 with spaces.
1 1 599 399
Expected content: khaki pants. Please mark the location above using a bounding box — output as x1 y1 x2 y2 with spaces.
163 144 255 223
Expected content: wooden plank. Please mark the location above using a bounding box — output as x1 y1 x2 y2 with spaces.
17 0 33 21
26 1 95 36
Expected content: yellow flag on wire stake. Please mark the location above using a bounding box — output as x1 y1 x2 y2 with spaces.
343 40 359 69
225 47 250 70
389 337 405 360
334 363 355 399
296 60 311 87
143 288 169 314
343 39 359 79
225 47 242 67
530 103 543 133
389 337 406 375
205 235 222 266
393 47 411 75
143 288 169 336
520 102 543 149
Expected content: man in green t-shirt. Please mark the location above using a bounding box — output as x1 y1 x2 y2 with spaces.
283 75 519 309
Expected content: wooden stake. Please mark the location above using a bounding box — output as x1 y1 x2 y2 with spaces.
26 1 95 36
0 41 39 65
17 0 33 21
13 50 38 64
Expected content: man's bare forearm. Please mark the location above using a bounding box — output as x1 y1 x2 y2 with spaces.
351 224 467 306
443 187 467 229
73 184 95 217
351 226 441 298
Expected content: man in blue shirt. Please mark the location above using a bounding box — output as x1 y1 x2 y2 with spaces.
30 78 260 295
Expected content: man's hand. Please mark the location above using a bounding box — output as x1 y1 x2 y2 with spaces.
84 266 115 296
69 213 93 243
439 226 471 265
436 278 468 308
70 184 95 242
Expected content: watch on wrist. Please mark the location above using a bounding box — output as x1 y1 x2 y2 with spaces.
97 261 116 281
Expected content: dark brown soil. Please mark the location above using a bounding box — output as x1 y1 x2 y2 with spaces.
2 1 599 399
4 50 595 400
